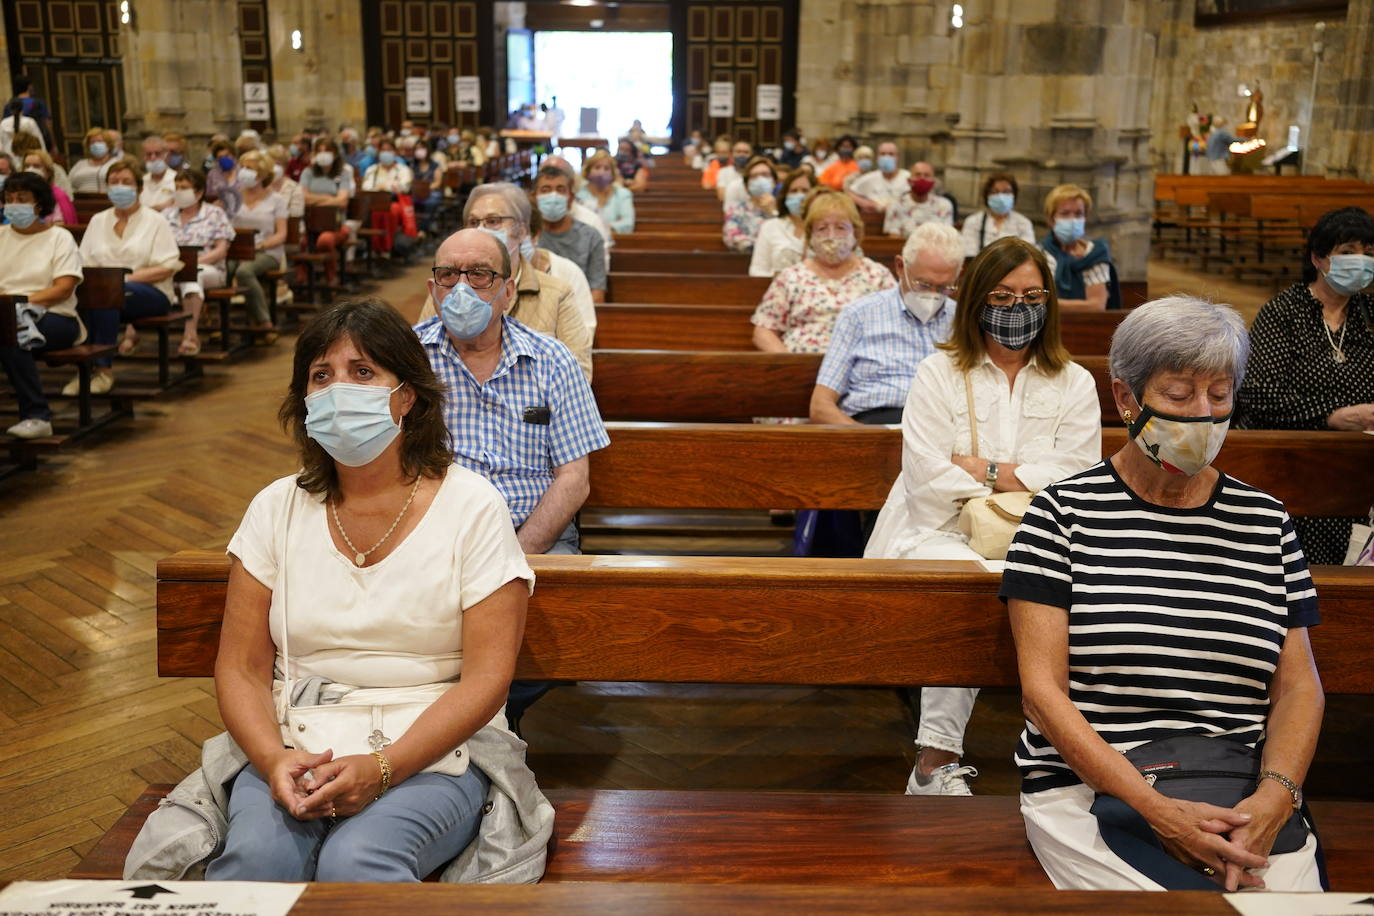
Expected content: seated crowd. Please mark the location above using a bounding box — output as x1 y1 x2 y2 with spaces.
7 108 1372 897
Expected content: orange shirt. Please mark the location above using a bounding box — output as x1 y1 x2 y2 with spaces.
818 158 859 190
702 159 723 189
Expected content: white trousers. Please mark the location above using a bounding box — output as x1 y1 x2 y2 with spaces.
1021 783 1324 891
909 532 983 756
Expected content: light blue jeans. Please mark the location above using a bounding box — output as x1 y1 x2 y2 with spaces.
205 763 489 882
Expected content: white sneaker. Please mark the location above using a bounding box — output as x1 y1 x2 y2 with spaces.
6 418 53 439
905 762 978 796
61 374 81 397
90 372 114 395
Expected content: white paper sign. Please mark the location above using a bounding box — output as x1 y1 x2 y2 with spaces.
405 76 433 114
1225 892 1374 916
708 81 735 118
0 879 306 916
242 82 269 102
244 101 271 120
454 76 481 112
756 83 782 121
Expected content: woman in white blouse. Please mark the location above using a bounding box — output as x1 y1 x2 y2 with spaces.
76 158 182 394
232 150 288 337
865 237 1101 798
961 172 1036 259
749 168 814 277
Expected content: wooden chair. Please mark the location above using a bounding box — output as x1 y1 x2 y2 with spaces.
203 229 258 353
47 267 131 431
292 205 346 307
126 247 196 388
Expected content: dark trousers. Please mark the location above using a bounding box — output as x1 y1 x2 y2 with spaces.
794 405 904 557
86 281 171 367
0 312 81 420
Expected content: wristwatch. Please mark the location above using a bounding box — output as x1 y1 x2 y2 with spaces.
984 461 999 489
1257 769 1303 809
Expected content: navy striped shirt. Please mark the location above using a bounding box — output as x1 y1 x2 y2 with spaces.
999 460 1320 794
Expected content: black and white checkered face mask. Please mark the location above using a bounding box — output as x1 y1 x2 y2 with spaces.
978 302 1046 351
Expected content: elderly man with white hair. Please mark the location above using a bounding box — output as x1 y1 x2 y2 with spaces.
416 183 593 379
810 222 965 425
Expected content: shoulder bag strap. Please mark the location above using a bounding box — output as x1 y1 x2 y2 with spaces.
964 372 979 459
274 486 296 723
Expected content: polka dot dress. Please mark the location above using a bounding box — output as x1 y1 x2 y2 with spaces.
1236 283 1374 565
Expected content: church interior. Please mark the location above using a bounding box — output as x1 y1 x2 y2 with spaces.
1 0 1373 907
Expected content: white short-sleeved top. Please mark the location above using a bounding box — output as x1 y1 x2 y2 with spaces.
227 467 535 690
0 225 84 336
79 205 183 300
233 191 289 264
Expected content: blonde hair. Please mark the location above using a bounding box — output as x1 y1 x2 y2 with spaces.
238 149 274 183
581 150 623 189
21 148 55 181
104 156 144 185
1043 183 1093 223
802 188 863 248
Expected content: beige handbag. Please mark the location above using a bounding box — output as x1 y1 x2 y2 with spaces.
956 374 1033 560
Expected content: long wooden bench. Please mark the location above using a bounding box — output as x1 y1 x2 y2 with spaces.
594 304 1134 354
607 272 775 304
74 552 1374 888
613 233 910 259
584 422 1374 519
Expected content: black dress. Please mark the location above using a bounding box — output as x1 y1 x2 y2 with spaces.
1235 282 1374 564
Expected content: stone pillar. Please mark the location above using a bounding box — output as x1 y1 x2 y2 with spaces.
0 27 12 102
266 0 367 133
120 0 244 144
1329 0 1374 181
945 0 1157 284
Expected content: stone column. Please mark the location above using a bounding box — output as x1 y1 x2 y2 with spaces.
1329 0 1374 181
120 0 244 143
266 0 367 133
945 0 1157 284
0 27 12 102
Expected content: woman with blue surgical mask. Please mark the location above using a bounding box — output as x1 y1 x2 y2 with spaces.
961 172 1036 259
748 168 813 277
723 156 779 255
68 127 116 193
361 139 415 259
1038 183 1114 311
1236 205 1374 564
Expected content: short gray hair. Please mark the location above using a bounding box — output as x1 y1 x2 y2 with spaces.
901 222 963 268
1108 296 1249 398
463 182 532 229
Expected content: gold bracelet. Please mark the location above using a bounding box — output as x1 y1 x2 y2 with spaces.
371 750 392 800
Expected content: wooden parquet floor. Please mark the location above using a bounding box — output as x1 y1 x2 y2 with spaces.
0 258 1367 882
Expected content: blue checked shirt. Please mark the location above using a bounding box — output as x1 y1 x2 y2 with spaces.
417 315 610 527
815 285 955 416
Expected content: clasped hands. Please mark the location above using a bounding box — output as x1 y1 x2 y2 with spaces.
266 748 385 821
1148 785 1295 891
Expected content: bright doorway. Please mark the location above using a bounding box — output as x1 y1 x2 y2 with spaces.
529 31 673 142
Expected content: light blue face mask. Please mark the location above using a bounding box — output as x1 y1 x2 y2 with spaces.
480 225 510 255
4 202 37 229
536 192 568 222
747 176 774 198
437 279 495 339
520 235 535 259
107 185 139 209
784 192 806 216
89 141 109 158
304 381 404 467
857 158 873 172
378 151 397 166
1323 254 1374 297
1053 216 1085 244
877 154 898 174
987 192 1014 216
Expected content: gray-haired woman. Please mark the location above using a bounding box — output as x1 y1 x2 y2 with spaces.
1003 297 1326 892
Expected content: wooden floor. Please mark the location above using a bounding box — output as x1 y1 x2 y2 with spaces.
0 256 1366 881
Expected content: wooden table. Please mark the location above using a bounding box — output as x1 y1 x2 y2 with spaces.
499 129 555 166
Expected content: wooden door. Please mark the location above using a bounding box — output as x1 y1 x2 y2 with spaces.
361 0 494 130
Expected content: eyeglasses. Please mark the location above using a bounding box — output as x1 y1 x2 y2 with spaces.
431 266 506 290
910 281 958 298
986 288 1050 307
464 215 517 231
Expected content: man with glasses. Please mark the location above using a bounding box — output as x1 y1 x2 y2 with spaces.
811 222 965 426
417 183 592 379
416 227 609 733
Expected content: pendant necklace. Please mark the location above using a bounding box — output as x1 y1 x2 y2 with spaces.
1324 318 1348 364
331 477 421 566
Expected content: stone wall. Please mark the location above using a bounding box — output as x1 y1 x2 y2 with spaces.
265 0 367 134
0 26 11 103
1147 0 1350 176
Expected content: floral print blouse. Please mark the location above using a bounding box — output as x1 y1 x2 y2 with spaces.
723 199 775 253
750 257 895 353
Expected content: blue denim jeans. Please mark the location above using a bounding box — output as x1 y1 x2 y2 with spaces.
205 762 489 882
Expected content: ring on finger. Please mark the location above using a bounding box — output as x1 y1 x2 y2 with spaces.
1199 865 1216 876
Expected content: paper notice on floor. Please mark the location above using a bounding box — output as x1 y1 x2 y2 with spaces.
1225 892 1374 916
977 558 1006 574
0 880 305 916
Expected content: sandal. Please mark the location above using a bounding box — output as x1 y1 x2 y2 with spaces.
117 334 138 356
178 339 201 356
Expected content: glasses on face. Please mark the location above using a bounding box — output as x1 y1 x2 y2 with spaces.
911 281 958 298
431 266 506 290
986 288 1050 308
465 215 517 231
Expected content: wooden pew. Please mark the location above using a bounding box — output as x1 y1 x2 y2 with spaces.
72 552 1374 888
590 350 1122 426
612 233 909 260
585 423 1374 518
607 272 776 304
595 305 1132 355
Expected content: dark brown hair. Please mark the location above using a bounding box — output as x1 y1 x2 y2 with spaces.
981 172 1019 201
175 166 206 194
940 237 1069 374
279 298 451 502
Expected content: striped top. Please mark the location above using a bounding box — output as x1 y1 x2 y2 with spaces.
1000 460 1320 794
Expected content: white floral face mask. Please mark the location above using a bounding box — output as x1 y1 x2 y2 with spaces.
1127 399 1232 476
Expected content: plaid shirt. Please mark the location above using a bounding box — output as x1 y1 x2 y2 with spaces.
417 315 610 527
815 285 955 416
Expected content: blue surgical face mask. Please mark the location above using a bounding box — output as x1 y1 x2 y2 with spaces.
1053 216 1085 244
437 280 496 339
480 225 510 255
89 141 109 158
747 176 774 198
217 155 236 173
4 203 37 229
987 192 1014 216
167 153 184 170
784 192 806 216
877 154 898 174
536 192 568 222
1323 254 1374 297
304 381 404 468
520 235 535 259
378 151 396 166
107 185 139 209
857 157 873 172
288 144 300 158
364 144 377 157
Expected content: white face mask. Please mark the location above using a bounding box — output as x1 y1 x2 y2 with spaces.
174 188 198 209
272 164 284 181
1128 399 1232 477
314 151 335 169
236 170 260 190
902 289 945 323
